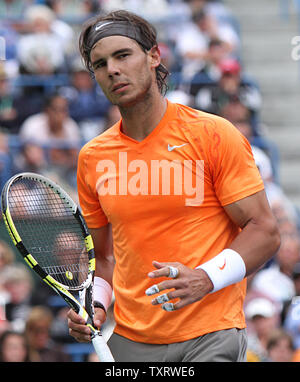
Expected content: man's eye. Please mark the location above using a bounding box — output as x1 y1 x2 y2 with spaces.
94 61 105 69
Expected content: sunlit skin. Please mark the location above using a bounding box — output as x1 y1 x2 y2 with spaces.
90 36 154 106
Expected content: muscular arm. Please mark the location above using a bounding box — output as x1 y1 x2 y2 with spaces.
148 189 281 310
224 189 281 276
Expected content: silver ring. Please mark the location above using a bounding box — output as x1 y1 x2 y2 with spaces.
168 266 179 279
145 284 159 296
162 302 175 311
156 293 169 304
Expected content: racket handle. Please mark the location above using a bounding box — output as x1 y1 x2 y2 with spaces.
92 332 115 362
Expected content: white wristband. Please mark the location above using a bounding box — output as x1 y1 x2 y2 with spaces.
196 249 246 293
93 276 113 312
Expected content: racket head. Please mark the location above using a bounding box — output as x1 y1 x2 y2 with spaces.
1 172 95 292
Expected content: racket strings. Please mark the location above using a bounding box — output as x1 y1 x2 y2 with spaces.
8 178 89 289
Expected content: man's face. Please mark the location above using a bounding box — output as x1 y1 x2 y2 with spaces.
90 35 159 108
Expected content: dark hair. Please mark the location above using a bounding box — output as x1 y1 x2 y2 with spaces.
79 10 169 95
42 92 67 111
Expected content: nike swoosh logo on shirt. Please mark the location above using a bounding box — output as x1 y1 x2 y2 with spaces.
167 143 188 152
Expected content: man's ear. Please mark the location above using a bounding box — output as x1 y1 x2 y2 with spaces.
148 45 161 69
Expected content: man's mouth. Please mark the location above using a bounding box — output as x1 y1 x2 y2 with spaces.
112 83 128 92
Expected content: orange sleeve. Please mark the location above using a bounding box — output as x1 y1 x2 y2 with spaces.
77 145 109 228
207 117 264 206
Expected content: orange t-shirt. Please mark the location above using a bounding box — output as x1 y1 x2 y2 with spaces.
77 101 264 344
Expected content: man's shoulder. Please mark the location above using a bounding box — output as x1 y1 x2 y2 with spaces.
79 122 120 156
174 102 234 132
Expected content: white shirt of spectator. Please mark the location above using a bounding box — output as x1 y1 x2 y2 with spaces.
19 112 81 146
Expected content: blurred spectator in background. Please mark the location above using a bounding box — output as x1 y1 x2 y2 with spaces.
44 0 76 57
252 143 297 220
250 233 300 311
183 0 210 15
189 38 228 88
245 297 280 362
0 330 29 362
220 99 253 140
283 263 300 353
0 240 15 279
101 0 170 19
59 57 111 142
45 0 101 21
266 328 295 362
0 20 19 80
158 41 178 75
252 145 300 239
0 64 17 131
0 130 12 197
158 41 193 106
19 93 80 151
0 0 28 20
220 98 280 183
0 240 15 334
250 139 300 323
194 58 261 123
182 0 239 35
10 89 44 133
12 141 47 174
183 0 231 18
243 139 300 358
175 10 239 80
16 4 67 75
25 305 70 362
1 263 34 332
19 93 81 190
197 65 278 181
292 263 300 297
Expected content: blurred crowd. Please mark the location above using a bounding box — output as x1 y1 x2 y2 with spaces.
0 0 300 362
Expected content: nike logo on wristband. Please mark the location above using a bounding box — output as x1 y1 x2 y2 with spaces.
218 259 226 270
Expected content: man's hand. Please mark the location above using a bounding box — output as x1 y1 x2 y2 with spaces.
145 261 213 311
67 307 106 342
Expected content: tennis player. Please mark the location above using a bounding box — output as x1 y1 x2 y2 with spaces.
67 10 280 361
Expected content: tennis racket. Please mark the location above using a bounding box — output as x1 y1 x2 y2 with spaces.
1 172 114 362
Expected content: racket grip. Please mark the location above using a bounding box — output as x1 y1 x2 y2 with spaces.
92 332 115 362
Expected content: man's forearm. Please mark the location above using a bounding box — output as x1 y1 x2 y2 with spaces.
229 215 281 276
95 253 115 286
90 226 115 286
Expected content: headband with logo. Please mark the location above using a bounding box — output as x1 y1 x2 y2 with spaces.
87 20 153 53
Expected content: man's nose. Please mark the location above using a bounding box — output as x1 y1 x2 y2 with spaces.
107 59 120 77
